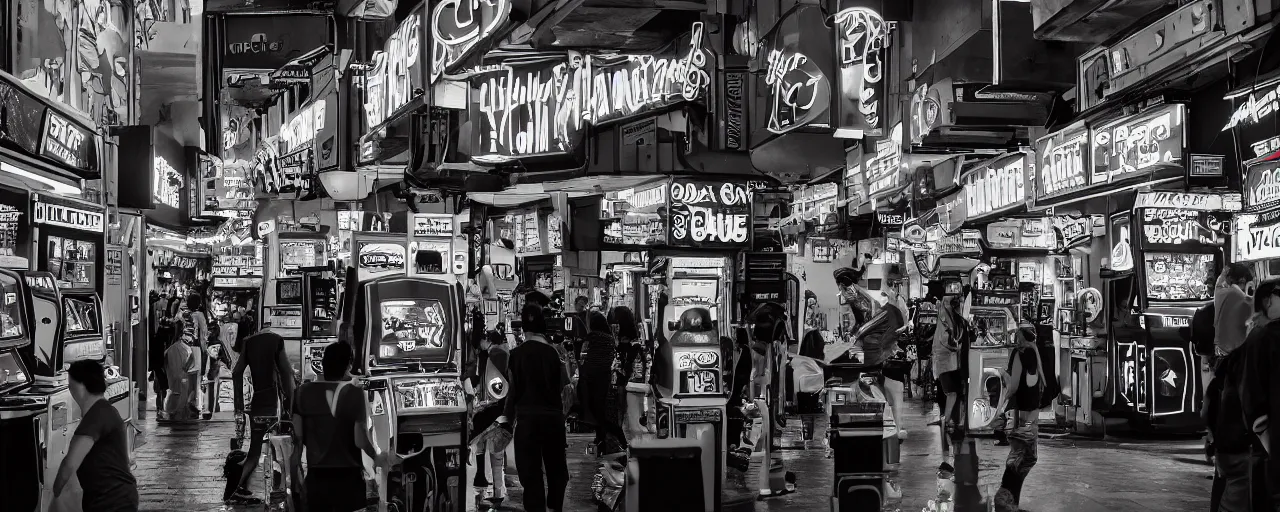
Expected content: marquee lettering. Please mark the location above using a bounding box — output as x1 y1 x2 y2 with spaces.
1092 104 1183 181
835 7 887 130
1224 83 1280 132
1250 164 1280 208
472 23 709 162
280 99 327 154
667 180 751 247
43 112 88 169
365 12 422 129
32 202 104 233
965 155 1026 218
1039 131 1087 197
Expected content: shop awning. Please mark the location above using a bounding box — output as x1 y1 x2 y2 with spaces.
468 175 669 208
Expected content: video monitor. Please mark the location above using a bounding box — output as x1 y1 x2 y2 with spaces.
62 296 100 336
359 276 461 369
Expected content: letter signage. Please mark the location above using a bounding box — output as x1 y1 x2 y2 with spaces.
221 15 331 71
963 152 1028 220
1237 213 1280 262
469 23 711 164
1091 103 1184 183
1034 121 1089 202
31 198 104 233
667 180 751 248
431 0 510 83
1224 83 1280 132
864 123 902 199
41 111 91 171
832 3 887 138
1134 191 1242 212
760 5 832 136
364 7 426 130
1245 160 1280 213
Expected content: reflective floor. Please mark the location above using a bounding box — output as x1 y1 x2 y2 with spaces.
132 397 1212 511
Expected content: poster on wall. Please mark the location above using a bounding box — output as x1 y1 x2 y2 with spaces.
667 180 752 248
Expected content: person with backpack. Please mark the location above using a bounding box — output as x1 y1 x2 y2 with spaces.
994 322 1047 512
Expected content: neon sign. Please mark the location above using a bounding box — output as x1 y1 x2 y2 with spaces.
1245 160 1280 212
667 180 751 248
864 123 902 198
963 152 1027 219
1035 122 1089 200
833 5 887 136
153 157 182 209
469 23 710 163
1091 103 1184 182
1235 213 1280 262
42 111 90 170
431 0 509 83
764 49 829 134
1139 209 1226 246
1224 82 1280 132
280 99 327 155
364 8 424 129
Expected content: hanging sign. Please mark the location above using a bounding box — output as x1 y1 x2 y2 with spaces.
31 198 104 233
280 99 327 155
1134 191 1242 212
1034 121 1090 202
760 5 832 135
469 23 710 164
412 213 453 237
865 123 903 198
832 3 888 138
1237 213 1280 262
364 6 426 130
937 189 967 234
1053 215 1099 249
1224 81 1280 132
41 110 93 171
1091 103 1185 183
153 157 183 209
667 180 751 248
1188 154 1225 177
222 15 330 70
963 151 1028 220
720 71 747 151
430 0 510 82
1245 160 1280 212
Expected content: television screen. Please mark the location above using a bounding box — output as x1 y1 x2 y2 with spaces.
376 299 452 363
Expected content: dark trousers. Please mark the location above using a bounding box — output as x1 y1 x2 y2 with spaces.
999 412 1039 505
514 413 569 512
304 467 366 512
1214 450 1252 512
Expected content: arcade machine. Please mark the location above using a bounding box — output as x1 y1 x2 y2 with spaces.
1124 207 1221 433
270 234 326 382
966 261 1015 435
0 268 40 511
349 274 470 512
60 288 132 424
0 271 71 512
31 194 105 296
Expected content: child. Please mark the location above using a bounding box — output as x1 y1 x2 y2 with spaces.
994 322 1044 512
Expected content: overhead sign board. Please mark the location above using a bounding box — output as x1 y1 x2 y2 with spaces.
469 23 711 164
430 0 510 82
1238 213 1280 262
1090 103 1185 184
963 151 1028 221
667 180 751 248
32 197 104 233
758 5 832 137
1245 160 1280 212
364 7 427 130
864 123 902 199
222 14 330 70
1134 191 1242 212
1034 121 1090 202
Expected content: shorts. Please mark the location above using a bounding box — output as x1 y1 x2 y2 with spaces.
305 467 367 512
938 370 964 394
249 415 278 441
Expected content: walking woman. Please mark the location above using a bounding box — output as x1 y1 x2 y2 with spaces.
933 294 969 476
580 311 627 456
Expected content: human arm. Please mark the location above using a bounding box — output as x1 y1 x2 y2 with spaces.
275 342 296 413
53 436 94 496
232 347 248 413
501 352 519 421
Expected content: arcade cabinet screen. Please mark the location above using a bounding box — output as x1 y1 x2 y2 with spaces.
1143 252 1216 302
0 352 28 389
48 236 94 288
376 299 452 364
63 297 99 335
0 273 23 347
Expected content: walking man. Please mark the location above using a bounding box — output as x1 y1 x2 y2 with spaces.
994 322 1045 512
499 304 571 512
54 360 139 511
229 327 296 504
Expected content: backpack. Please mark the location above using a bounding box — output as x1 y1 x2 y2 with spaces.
1191 303 1216 357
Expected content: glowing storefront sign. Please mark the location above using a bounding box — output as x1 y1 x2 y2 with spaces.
1235 213 1280 262
430 0 510 82
1091 103 1185 183
832 5 887 137
1134 191 1242 212
41 111 91 170
963 152 1027 220
32 200 104 233
1224 82 1280 132
470 23 710 163
153 157 182 209
864 123 902 198
667 180 751 248
280 99 327 155
1034 121 1089 200
364 8 424 129
1245 160 1280 212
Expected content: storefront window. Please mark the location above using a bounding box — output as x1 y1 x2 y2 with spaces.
48 235 95 288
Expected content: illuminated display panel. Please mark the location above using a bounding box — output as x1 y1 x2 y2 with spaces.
0 272 25 348
394 376 466 412
0 351 29 390
62 297 99 335
1143 252 1215 302
376 299 452 365
673 346 721 396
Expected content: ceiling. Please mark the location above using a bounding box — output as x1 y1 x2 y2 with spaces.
527 0 707 52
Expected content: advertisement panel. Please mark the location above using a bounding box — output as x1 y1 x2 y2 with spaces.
755 5 833 140
963 151 1028 221
1090 103 1185 184
1033 121 1090 203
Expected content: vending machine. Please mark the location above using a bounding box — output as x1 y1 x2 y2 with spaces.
349 274 469 512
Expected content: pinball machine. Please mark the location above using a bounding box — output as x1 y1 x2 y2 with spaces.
348 274 470 512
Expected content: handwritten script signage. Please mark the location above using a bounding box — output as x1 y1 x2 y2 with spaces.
1245 160 1280 212
1035 121 1089 201
470 23 710 163
1091 103 1184 183
963 152 1027 220
761 5 831 135
667 180 751 248
32 200 103 233
364 7 425 130
720 71 746 151
431 0 509 83
833 5 887 137
1224 82 1280 132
